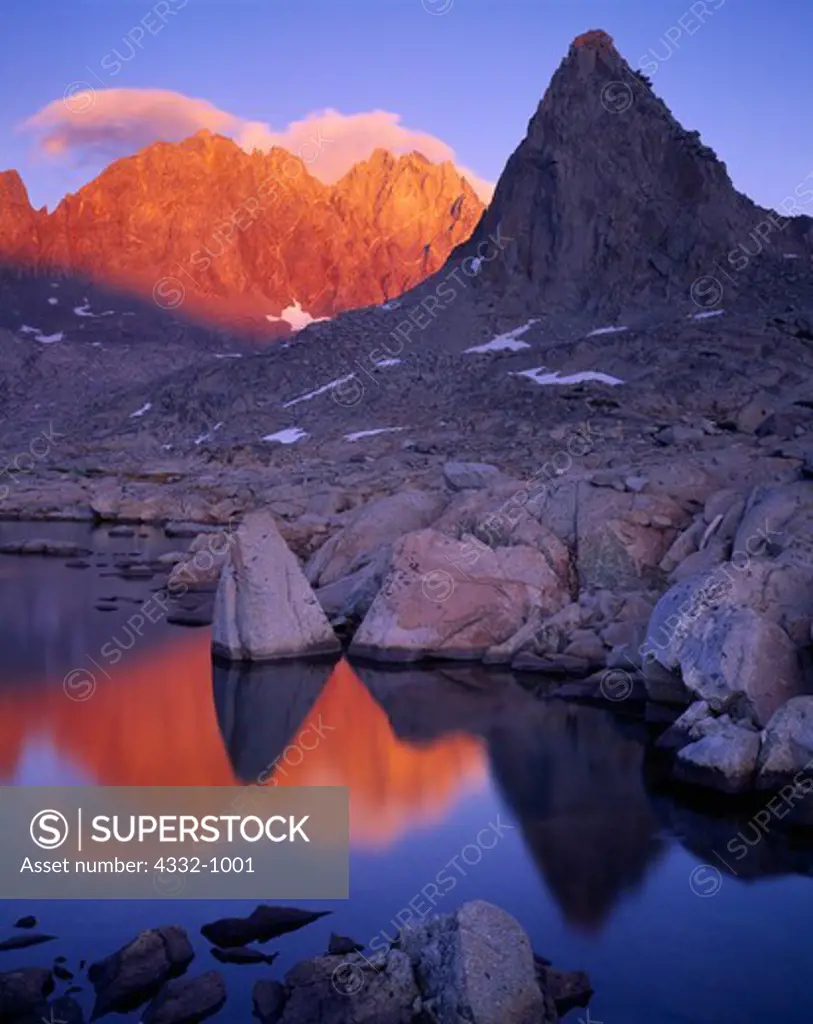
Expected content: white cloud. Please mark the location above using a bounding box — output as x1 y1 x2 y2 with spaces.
20 88 493 200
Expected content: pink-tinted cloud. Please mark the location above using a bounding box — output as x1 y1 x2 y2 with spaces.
23 89 238 158
20 88 493 200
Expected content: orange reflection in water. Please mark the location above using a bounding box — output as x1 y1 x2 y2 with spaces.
0 637 486 848
268 659 487 849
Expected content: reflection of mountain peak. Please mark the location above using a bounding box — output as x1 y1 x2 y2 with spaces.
489 702 665 932
227 659 488 850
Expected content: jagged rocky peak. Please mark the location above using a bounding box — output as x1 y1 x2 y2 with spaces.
0 139 484 324
0 170 43 263
458 28 812 315
570 28 617 53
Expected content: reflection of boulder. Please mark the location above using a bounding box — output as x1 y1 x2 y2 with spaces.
212 658 332 783
647 782 813 879
354 662 527 743
488 701 665 933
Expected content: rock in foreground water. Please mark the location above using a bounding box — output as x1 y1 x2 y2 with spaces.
0 967 54 1022
142 971 226 1024
399 900 555 1023
88 925 194 1018
201 906 331 948
281 950 419 1024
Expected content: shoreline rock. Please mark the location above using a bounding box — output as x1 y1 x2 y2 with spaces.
2 458 811 801
211 511 340 662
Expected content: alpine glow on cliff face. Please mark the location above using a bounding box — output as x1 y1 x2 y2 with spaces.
0 133 485 328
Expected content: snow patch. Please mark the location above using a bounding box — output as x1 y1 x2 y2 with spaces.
262 427 308 444
74 300 115 318
344 427 406 442
213 353 243 359
49 283 59 289
691 309 725 320
381 300 402 311
470 256 483 274
47 297 58 306
19 324 63 344
586 325 628 337
515 367 624 387
283 373 357 409
375 357 401 368
130 402 152 418
266 300 329 332
783 253 800 259
194 422 223 446
465 319 538 354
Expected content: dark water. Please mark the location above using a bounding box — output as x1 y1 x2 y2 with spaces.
2 523 813 1023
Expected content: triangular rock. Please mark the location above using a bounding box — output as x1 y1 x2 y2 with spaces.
457 28 813 313
212 511 340 662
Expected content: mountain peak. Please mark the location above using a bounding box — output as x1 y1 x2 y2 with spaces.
0 136 483 325
571 28 616 52
456 29 812 315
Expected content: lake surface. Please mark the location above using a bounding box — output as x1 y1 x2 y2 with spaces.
1 523 813 1023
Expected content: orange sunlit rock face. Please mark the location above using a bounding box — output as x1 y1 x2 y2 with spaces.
0 139 484 332
0 639 486 849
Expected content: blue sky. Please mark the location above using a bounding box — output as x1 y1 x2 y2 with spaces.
3 0 812 211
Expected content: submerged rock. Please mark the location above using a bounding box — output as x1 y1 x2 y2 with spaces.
0 932 56 952
209 946 277 966
0 539 92 557
49 994 85 1023
0 967 54 1021
201 906 331 949
327 932 365 956
142 971 226 1024
253 979 286 1024
87 925 194 1018
211 511 340 662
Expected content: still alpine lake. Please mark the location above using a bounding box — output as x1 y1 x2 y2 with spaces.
1 523 812 1023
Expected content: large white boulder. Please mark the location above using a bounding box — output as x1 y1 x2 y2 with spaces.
212 512 339 662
